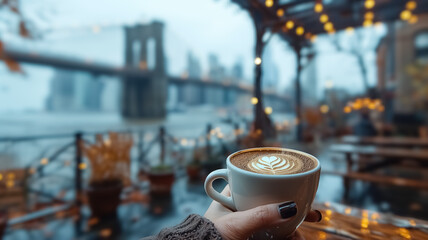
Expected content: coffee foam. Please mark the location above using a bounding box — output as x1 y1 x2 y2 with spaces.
231 149 317 175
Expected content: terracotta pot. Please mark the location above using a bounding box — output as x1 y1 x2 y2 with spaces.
148 172 175 195
87 179 123 217
186 165 201 181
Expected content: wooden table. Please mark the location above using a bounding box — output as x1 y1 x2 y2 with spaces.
300 202 428 239
329 144 428 199
341 135 428 148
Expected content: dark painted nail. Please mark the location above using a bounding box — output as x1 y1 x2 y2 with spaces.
314 210 322 222
278 202 297 219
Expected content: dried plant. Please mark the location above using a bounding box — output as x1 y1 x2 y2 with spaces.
82 132 133 185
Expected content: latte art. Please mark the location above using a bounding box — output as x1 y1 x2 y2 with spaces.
230 149 317 175
248 155 302 175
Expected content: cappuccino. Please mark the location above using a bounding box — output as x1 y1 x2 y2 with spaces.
230 149 317 175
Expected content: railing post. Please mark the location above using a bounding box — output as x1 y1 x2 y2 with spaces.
138 131 144 164
159 126 165 165
75 132 83 206
234 122 241 147
206 123 212 160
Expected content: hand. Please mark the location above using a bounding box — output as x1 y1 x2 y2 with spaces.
204 185 322 240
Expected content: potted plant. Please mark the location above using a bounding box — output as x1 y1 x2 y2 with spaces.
186 147 204 182
82 133 132 217
147 127 175 195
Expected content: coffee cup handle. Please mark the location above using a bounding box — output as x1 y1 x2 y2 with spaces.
204 169 236 211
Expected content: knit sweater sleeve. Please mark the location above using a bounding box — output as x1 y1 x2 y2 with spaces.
141 214 223 240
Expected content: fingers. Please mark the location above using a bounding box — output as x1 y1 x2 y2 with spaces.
304 210 322 222
228 201 297 233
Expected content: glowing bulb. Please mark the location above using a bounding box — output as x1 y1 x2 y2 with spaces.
265 0 273 8
324 22 334 32
251 97 258 105
363 19 373 27
320 105 329 114
0 174 2 181
314 3 323 13
320 14 329 23
41 158 49 165
401 10 412 20
79 163 87 170
406 1 417 10
296 26 304 35
365 0 375 9
409 15 418 24
344 106 352 113
286 20 294 29
180 138 188 146
265 107 273 115
365 12 374 20
310 35 317 43
325 80 334 89
345 27 355 34
276 9 284 17
254 57 262 65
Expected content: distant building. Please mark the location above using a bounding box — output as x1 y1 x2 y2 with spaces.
261 44 279 90
377 14 428 113
231 59 244 83
208 54 226 82
45 70 104 112
181 52 202 105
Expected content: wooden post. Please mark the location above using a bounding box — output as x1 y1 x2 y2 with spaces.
294 44 303 142
159 126 165 166
344 152 353 201
206 123 212 160
74 132 82 206
138 131 144 164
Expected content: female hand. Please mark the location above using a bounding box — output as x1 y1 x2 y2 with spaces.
204 185 322 240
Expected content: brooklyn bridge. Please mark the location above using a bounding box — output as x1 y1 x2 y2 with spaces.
3 21 290 119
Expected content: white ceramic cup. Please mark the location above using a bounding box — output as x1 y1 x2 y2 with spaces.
204 147 321 239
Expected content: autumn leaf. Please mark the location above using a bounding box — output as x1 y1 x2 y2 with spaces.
4 58 23 73
19 21 30 38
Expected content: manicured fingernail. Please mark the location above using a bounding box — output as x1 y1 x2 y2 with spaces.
314 210 322 222
278 202 297 219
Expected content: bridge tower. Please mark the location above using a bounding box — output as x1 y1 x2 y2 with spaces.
122 21 167 119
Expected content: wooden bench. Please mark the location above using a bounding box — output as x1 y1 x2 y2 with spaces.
323 170 428 190
341 135 428 148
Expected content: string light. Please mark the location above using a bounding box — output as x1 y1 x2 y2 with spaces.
265 107 273 115
276 9 284 17
324 22 334 32
79 163 87 170
344 106 352 113
320 105 329 114
363 19 373 27
325 80 334 89
400 10 412 20
320 14 329 23
364 12 374 20
265 0 274 8
296 26 304 35
364 0 375 9
41 158 49 165
251 97 258 105
254 57 262 65
286 20 294 29
345 27 355 34
0 174 2 181
310 35 317 43
406 1 417 10
409 15 418 24
314 3 323 13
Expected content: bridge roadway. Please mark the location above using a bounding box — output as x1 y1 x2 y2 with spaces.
2 48 289 102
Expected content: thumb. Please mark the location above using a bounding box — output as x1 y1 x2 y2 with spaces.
214 202 297 240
